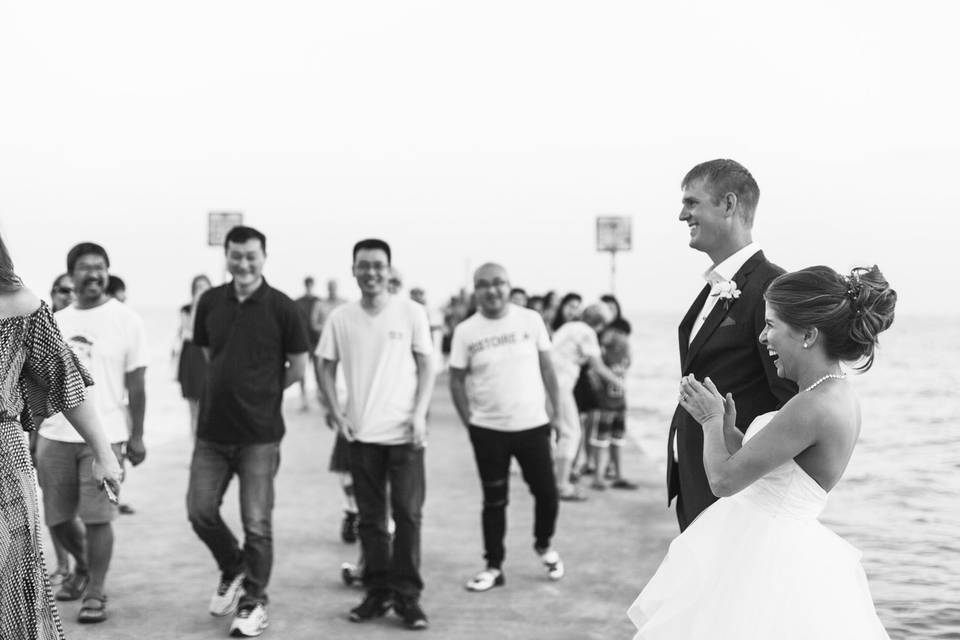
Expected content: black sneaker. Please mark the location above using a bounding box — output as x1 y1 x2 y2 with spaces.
341 511 358 543
394 597 428 630
349 590 392 622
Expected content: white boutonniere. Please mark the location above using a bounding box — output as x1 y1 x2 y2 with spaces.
711 281 741 307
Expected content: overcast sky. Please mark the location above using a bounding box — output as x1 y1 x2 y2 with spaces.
1 1 956 315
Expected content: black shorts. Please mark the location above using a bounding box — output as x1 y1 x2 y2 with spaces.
573 368 601 412
595 411 626 441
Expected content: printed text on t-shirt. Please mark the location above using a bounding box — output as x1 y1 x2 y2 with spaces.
467 331 532 355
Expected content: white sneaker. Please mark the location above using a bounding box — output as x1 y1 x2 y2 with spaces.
209 573 245 617
229 603 269 637
538 548 565 581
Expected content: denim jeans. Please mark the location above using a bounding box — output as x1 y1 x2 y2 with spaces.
186 439 281 606
468 424 558 569
349 441 425 600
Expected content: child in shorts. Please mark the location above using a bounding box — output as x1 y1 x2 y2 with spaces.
587 331 636 490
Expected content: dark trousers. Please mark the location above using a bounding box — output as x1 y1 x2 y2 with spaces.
186 438 281 606
468 424 558 570
349 441 425 600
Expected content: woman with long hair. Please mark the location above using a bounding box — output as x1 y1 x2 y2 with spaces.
176 274 212 437
0 233 123 638
629 265 895 638
549 292 582 333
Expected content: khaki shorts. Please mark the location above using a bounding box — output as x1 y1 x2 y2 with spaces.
36 436 123 526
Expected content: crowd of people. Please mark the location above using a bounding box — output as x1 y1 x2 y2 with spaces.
0 158 897 639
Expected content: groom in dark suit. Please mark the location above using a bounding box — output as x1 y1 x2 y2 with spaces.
667 159 797 530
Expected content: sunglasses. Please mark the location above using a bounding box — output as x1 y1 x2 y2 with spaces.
54 287 75 295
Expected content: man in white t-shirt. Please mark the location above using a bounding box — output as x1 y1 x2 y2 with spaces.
318 238 435 631
550 304 622 500
449 263 565 593
36 242 148 624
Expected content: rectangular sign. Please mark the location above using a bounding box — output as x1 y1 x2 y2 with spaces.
596 215 632 252
208 212 244 247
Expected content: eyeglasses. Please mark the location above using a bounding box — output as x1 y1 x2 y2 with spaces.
54 287 74 295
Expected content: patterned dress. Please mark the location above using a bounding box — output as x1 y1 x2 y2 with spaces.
1 302 92 639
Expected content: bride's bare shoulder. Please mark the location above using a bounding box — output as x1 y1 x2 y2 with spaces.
0 288 42 319
783 383 858 433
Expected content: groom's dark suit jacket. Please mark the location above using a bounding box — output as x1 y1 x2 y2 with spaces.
667 250 797 530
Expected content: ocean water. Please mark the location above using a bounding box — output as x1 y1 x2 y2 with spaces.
624 312 960 639
135 304 957 638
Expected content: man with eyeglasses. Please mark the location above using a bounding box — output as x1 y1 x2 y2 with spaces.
448 263 565 594
318 238 435 631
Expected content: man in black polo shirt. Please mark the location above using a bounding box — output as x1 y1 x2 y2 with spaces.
187 225 308 638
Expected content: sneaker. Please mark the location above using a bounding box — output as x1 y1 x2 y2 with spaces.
349 590 392 622
341 511 358 543
209 573 245 617
55 571 90 601
537 548 565 581
340 562 363 587
558 488 588 502
611 478 638 490
394 597 429 630
229 603 269 637
465 568 504 592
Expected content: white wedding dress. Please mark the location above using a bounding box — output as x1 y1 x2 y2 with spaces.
629 412 889 639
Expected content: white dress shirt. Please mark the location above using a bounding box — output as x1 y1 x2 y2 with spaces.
688 242 761 344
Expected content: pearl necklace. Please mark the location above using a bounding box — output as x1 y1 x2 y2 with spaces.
802 373 846 392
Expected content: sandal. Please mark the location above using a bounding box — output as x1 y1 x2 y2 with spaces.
78 594 108 624
465 569 505 592
48 568 70 587
55 572 89 601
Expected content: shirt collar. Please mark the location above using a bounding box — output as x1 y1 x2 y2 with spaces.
226 278 270 302
703 242 761 285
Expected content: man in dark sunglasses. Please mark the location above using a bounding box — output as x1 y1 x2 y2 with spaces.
50 273 75 312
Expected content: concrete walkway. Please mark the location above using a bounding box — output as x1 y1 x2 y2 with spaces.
55 376 675 639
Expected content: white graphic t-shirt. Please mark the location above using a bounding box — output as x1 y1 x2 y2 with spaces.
449 305 551 432
317 297 432 444
40 298 150 444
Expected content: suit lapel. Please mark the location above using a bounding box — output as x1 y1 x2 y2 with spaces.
679 284 710 364
683 251 766 371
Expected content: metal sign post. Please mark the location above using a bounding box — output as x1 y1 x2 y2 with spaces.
596 215 632 295
208 212 244 283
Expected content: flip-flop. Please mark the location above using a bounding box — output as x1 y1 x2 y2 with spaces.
78 594 108 624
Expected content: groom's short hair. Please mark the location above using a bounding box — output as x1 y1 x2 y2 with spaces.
682 159 760 228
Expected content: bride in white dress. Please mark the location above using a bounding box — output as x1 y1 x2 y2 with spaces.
629 265 896 639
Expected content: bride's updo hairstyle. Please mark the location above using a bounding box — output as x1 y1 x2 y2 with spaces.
764 265 897 372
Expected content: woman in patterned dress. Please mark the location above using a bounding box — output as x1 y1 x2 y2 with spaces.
0 234 123 639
